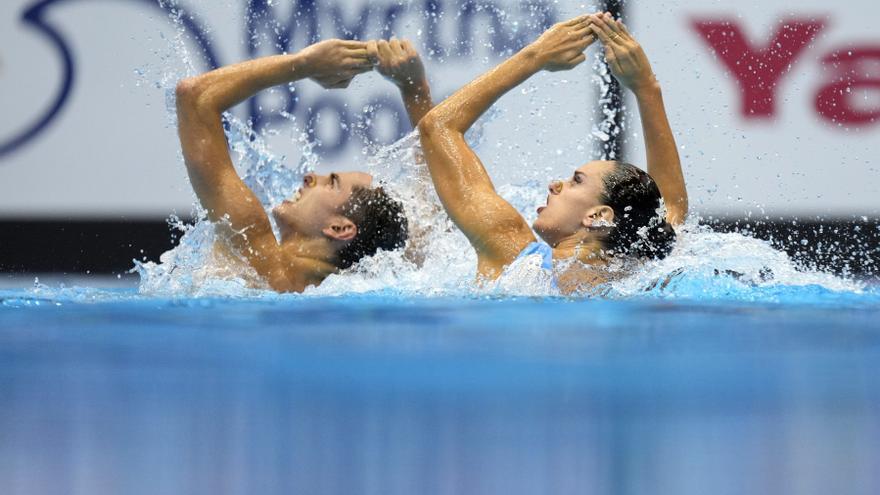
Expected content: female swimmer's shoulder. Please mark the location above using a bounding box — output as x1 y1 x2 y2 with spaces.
555 262 607 295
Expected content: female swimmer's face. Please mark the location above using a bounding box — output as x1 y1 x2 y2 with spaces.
272 171 373 239
532 160 616 246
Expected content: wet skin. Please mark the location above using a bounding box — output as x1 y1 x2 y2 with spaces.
175 39 433 292
418 13 687 290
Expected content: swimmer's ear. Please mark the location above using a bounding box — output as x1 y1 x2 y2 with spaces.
322 216 358 242
582 205 615 228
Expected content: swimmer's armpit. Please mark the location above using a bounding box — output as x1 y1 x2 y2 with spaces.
174 40 376 292
417 15 596 275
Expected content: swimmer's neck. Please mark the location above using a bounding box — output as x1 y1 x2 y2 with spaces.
550 232 609 293
551 231 607 265
278 233 342 281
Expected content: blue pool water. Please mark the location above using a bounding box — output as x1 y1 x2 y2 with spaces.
3 7 878 492
2 285 879 495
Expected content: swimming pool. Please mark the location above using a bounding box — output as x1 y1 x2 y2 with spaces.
3 4 878 492
2 284 879 494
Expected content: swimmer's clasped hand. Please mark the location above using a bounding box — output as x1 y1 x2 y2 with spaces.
297 39 374 89
590 12 658 93
526 14 597 72
367 38 428 92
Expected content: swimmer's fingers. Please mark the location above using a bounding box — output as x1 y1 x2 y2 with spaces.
594 17 656 91
594 13 637 53
614 19 636 43
366 40 379 65
389 37 404 54
564 14 591 27
590 25 624 73
377 39 394 63
402 39 418 58
534 14 597 71
568 52 587 68
601 12 626 38
578 31 598 50
571 25 592 40
563 23 596 54
346 47 370 61
589 16 626 71
372 37 427 87
340 40 368 50
344 57 374 75
590 13 621 47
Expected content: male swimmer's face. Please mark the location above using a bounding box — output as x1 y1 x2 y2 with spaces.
532 160 616 246
272 171 373 239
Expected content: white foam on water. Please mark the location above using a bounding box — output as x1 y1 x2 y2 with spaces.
134 120 869 301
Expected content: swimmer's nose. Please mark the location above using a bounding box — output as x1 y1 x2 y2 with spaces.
303 173 317 188
549 180 563 195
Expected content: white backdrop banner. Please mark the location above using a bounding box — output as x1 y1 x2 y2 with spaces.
1 0 877 217
627 0 879 216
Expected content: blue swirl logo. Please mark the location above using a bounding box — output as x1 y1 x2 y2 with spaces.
2 0 556 158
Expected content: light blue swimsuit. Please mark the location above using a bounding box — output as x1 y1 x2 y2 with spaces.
516 241 554 271
494 241 558 293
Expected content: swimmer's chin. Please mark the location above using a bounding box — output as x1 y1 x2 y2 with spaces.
271 204 291 225
531 219 547 238
532 210 549 231
273 200 295 215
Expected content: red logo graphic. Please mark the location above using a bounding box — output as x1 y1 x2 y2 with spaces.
692 17 879 127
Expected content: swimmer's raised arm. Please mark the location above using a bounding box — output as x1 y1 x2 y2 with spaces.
174 40 372 290
368 39 433 127
418 17 595 277
591 13 688 225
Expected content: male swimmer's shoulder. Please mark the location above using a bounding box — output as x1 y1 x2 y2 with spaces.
191 241 272 290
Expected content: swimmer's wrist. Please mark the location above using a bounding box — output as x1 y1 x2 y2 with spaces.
401 78 431 97
630 77 661 96
517 45 546 71
289 52 312 78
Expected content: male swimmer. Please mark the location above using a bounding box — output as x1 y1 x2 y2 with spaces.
418 13 688 293
176 38 432 292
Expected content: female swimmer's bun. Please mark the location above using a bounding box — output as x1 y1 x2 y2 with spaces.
600 162 676 260
632 218 676 260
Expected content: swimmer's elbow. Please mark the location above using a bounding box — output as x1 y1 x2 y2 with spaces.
417 112 441 138
175 77 215 115
175 78 201 106
668 200 689 227
418 110 458 140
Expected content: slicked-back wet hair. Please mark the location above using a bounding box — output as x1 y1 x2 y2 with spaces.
599 162 675 259
336 186 409 269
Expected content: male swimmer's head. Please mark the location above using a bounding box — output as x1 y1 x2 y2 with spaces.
533 160 675 259
272 172 408 268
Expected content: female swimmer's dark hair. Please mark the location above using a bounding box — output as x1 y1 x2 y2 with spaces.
598 162 675 259
336 185 409 269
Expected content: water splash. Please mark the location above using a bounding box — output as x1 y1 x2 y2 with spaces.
130 0 875 303
133 117 873 303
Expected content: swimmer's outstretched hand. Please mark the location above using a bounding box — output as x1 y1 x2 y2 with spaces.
528 15 596 72
590 13 657 92
367 39 427 90
368 38 433 127
299 39 374 89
